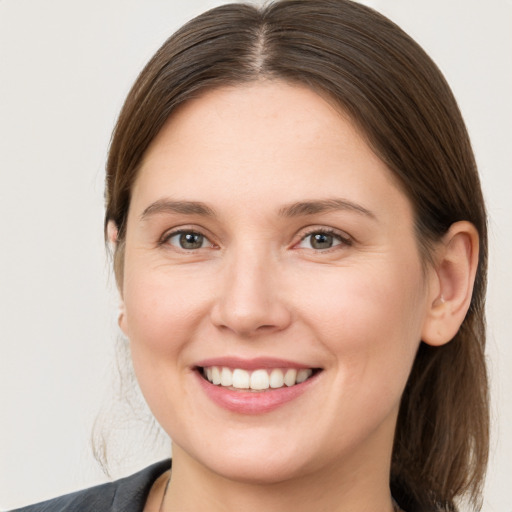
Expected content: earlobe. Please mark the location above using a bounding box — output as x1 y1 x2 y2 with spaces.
108 220 127 335
118 303 128 336
421 221 479 347
107 220 119 246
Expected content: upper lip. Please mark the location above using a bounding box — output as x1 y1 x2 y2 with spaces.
194 356 319 371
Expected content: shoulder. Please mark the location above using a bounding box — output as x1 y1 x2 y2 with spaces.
9 459 171 512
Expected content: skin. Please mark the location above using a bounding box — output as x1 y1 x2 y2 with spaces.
117 81 475 511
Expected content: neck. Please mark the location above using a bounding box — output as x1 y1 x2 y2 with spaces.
163 441 396 512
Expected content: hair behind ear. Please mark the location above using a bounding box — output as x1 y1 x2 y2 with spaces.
392 221 487 509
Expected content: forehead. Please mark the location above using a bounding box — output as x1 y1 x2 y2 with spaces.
132 81 411 223
143 81 347 164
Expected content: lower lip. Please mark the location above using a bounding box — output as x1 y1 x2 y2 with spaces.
194 370 320 414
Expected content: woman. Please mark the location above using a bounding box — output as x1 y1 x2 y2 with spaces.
11 0 489 511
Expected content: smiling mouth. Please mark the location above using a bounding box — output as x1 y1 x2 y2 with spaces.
197 366 321 391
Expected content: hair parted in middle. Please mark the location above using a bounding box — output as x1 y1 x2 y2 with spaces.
104 1 488 510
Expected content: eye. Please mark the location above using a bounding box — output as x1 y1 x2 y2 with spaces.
297 230 350 250
165 230 212 250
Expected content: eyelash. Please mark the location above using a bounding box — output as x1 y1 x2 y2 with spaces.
160 229 216 251
159 227 352 252
295 228 352 251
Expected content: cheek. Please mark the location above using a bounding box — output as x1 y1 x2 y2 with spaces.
350 271 425 345
120 267 211 418
296 260 427 383
121 264 212 358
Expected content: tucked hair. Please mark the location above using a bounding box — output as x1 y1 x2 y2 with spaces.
104 1 488 510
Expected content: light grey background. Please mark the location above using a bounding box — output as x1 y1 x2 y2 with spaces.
1 0 510 510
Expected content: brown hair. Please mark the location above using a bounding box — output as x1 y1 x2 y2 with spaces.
105 1 488 510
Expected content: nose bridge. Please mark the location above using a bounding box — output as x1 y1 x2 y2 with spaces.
211 240 291 336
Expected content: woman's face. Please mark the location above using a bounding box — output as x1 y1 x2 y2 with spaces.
120 81 436 483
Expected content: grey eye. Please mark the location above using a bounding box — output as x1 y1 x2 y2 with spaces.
167 231 209 250
298 231 345 250
310 233 335 249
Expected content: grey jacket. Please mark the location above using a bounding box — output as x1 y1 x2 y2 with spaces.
9 460 171 512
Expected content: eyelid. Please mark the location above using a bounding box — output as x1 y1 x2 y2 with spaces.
159 226 217 249
294 226 353 249
157 224 352 251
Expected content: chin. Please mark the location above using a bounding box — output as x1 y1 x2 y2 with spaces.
204 453 311 485
175 431 317 485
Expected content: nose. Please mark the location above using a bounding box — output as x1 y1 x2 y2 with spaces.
210 248 292 337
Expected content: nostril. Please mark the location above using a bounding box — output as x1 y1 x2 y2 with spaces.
210 301 292 337
209 265 293 336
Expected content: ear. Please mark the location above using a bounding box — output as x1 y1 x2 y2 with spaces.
118 302 128 337
421 221 479 347
107 220 119 246
107 220 128 335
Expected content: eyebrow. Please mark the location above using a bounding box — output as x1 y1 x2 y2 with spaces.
278 199 376 219
140 199 216 220
140 197 376 221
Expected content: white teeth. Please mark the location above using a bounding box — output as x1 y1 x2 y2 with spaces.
220 367 233 387
232 369 250 389
212 366 221 385
284 368 297 386
250 369 269 390
203 366 315 390
269 368 284 388
296 368 312 383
